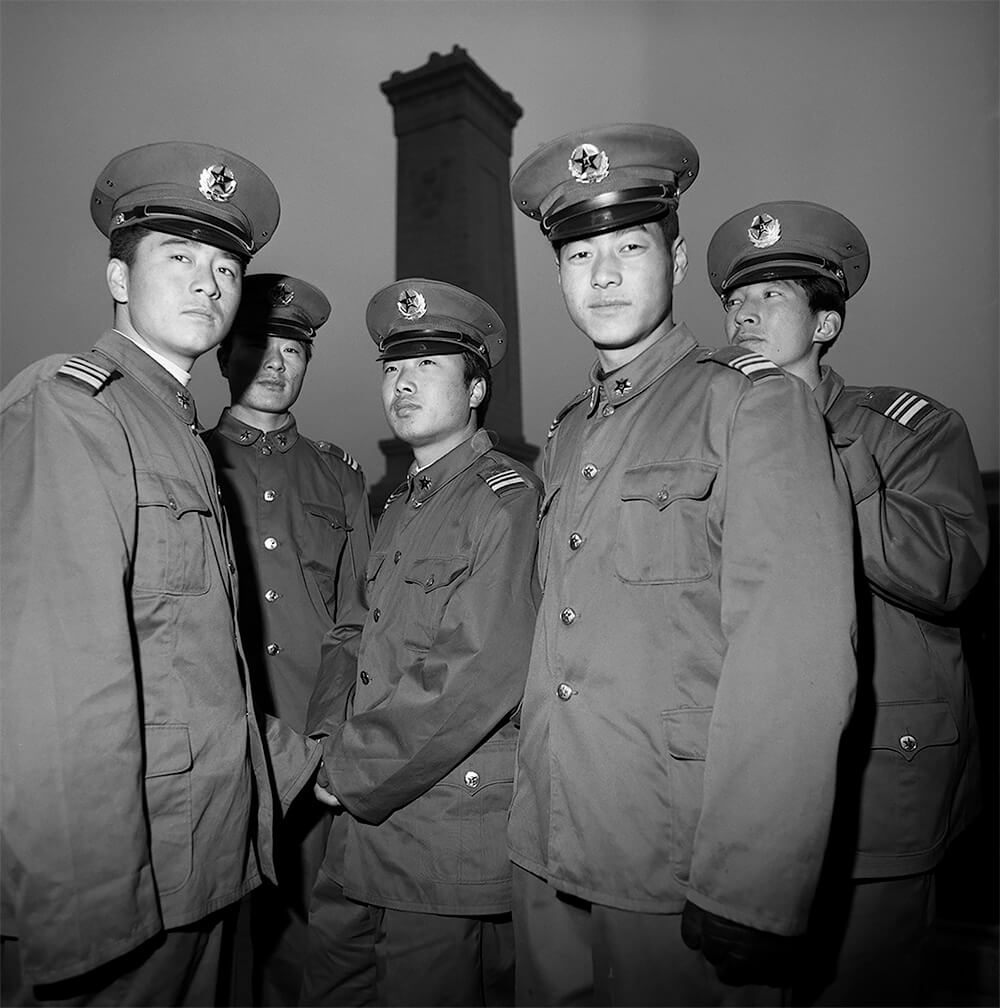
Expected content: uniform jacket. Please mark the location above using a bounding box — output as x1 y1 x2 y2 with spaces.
814 366 988 878
0 331 279 985
306 430 542 916
204 410 373 734
508 324 858 937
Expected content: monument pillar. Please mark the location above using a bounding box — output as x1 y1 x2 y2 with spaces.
373 45 538 507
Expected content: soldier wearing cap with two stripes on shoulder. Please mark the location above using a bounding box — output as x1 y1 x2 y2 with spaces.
708 200 989 1006
300 279 541 1007
203 274 373 1006
0 141 325 1006
506 125 859 1005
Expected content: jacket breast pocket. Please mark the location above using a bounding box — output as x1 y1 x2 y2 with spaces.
616 461 718 584
401 555 470 652
298 500 351 609
144 724 194 895
662 706 712 885
422 735 516 885
857 699 960 859
133 471 211 595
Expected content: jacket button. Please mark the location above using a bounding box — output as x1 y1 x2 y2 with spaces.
263 489 277 502
264 537 278 550
582 464 598 480
167 496 178 510
568 533 584 550
464 771 480 789
656 488 669 502
394 551 402 564
556 682 575 701
373 608 381 622
360 670 371 685
899 734 918 752
264 589 280 602
424 575 435 588
560 607 577 625
260 445 272 456
265 643 281 656
601 404 614 418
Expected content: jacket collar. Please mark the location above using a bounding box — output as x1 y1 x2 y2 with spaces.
212 408 299 453
93 329 200 428
401 429 496 510
813 364 846 416
588 323 698 416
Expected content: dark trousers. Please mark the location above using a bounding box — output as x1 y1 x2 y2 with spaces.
794 872 935 1006
1 907 234 1007
301 866 514 1007
512 864 780 1007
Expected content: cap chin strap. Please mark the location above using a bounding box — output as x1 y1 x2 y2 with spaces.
112 205 254 257
543 184 677 241
722 253 847 295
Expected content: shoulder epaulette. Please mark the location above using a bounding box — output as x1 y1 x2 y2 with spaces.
698 346 784 382
54 354 116 395
858 388 939 430
315 440 361 473
479 462 532 498
546 387 593 440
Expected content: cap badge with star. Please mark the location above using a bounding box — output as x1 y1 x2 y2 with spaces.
397 289 427 320
707 200 870 299
512 123 699 242
92 141 280 259
747 212 781 248
569 143 610 184
367 278 507 369
270 282 295 307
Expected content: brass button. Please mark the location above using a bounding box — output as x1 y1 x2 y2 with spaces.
260 445 272 456
582 464 598 480
394 551 402 564
656 488 669 503
556 683 575 701
360 670 371 685
264 537 278 550
464 771 480 789
568 533 584 550
264 589 280 602
601 404 615 418
899 734 918 753
263 489 277 502
425 575 435 588
560 608 577 625
265 643 280 656
167 496 178 510
373 608 381 622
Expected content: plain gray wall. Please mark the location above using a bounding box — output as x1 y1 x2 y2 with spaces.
2 0 997 484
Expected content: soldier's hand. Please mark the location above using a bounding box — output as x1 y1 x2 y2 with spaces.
313 760 342 808
680 899 798 987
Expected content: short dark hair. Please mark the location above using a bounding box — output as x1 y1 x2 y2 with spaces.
791 275 847 323
461 350 492 425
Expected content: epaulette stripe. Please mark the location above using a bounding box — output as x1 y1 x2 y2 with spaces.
888 394 929 427
885 392 914 419
341 450 360 472
486 473 527 493
547 387 592 439
382 484 407 512
58 358 112 390
728 352 783 377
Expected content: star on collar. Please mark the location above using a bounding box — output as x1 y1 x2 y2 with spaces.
418 475 432 491
614 378 632 396
239 429 253 441
176 391 192 410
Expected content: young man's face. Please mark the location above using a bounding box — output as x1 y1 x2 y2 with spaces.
381 353 483 464
223 335 309 416
556 222 687 369
722 280 831 383
107 231 243 370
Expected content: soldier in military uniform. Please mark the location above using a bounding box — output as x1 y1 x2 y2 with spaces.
203 274 373 1005
0 142 319 1006
707 201 989 1005
301 280 541 1007
506 125 859 1005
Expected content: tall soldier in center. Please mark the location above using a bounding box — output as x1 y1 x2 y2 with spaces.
301 280 542 1007
507 124 858 1005
204 274 372 1005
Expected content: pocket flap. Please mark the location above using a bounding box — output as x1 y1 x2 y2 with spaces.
662 707 713 759
365 552 386 582
303 500 350 531
870 699 958 762
404 556 469 593
144 724 193 778
621 461 718 511
136 471 210 519
440 736 516 789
